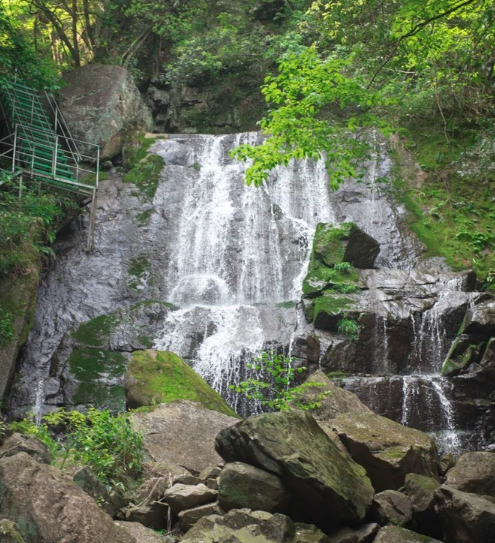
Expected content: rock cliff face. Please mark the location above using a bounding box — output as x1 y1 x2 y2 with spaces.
60 64 153 160
6 130 495 453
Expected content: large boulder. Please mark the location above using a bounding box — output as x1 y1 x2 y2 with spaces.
216 410 374 530
434 485 495 543
463 297 495 334
218 461 290 513
370 490 413 527
124 349 236 416
0 432 52 464
445 451 495 497
60 64 153 160
330 412 439 491
163 483 217 514
130 400 238 475
373 526 442 542
296 371 371 422
0 452 135 543
310 223 380 270
181 508 314 543
403 473 442 539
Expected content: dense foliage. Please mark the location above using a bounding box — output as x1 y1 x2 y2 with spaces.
11 408 144 485
231 351 330 411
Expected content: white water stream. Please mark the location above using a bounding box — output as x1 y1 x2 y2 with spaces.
154 134 335 412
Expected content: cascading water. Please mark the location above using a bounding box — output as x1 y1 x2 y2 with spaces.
154 133 335 413
8 130 477 452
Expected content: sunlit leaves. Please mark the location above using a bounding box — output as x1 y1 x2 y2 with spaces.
231 46 383 187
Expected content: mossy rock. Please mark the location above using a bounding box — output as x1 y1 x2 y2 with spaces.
311 293 358 331
68 347 128 412
310 223 353 271
124 350 237 417
302 266 360 298
309 222 379 272
71 314 118 347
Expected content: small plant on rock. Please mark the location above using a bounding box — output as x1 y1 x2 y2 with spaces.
337 317 361 339
230 350 330 412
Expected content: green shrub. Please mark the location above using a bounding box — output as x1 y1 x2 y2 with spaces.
231 350 330 411
11 409 144 486
44 408 144 485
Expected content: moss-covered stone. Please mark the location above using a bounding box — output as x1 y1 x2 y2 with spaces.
312 293 357 331
127 254 153 292
124 350 237 417
0 270 39 401
0 519 27 543
302 266 360 298
310 223 354 270
216 410 374 530
123 154 165 200
71 315 117 347
68 348 127 411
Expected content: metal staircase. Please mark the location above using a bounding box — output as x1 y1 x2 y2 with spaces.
0 80 100 251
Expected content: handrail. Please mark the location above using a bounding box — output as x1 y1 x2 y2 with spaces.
44 92 82 163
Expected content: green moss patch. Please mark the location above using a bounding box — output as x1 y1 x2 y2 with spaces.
123 154 165 200
310 223 355 271
126 350 238 417
71 314 117 347
392 130 495 287
128 254 153 292
68 348 127 412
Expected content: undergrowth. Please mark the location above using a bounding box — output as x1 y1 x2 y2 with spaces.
10 408 144 486
393 124 495 289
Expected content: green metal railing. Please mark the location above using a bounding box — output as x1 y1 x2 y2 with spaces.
0 80 99 251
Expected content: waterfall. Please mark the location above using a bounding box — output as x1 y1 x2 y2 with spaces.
154 133 335 413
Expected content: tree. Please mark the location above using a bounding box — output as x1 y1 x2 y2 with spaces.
232 0 495 187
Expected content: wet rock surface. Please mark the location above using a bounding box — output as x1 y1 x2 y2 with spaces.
0 452 135 543
60 63 153 160
216 410 374 530
218 461 290 513
434 485 495 543
330 412 439 491
130 400 238 475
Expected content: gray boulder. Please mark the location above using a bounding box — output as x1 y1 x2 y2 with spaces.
181 509 296 543
218 461 290 513
115 521 168 542
178 503 224 532
295 371 371 422
373 525 442 542
404 473 442 539
370 490 413 527
216 410 374 530
327 523 379 543
0 452 135 543
445 451 495 497
435 485 495 543
130 400 238 475
60 63 153 160
123 501 169 531
0 432 52 465
330 412 439 491
163 483 217 514
464 297 495 334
